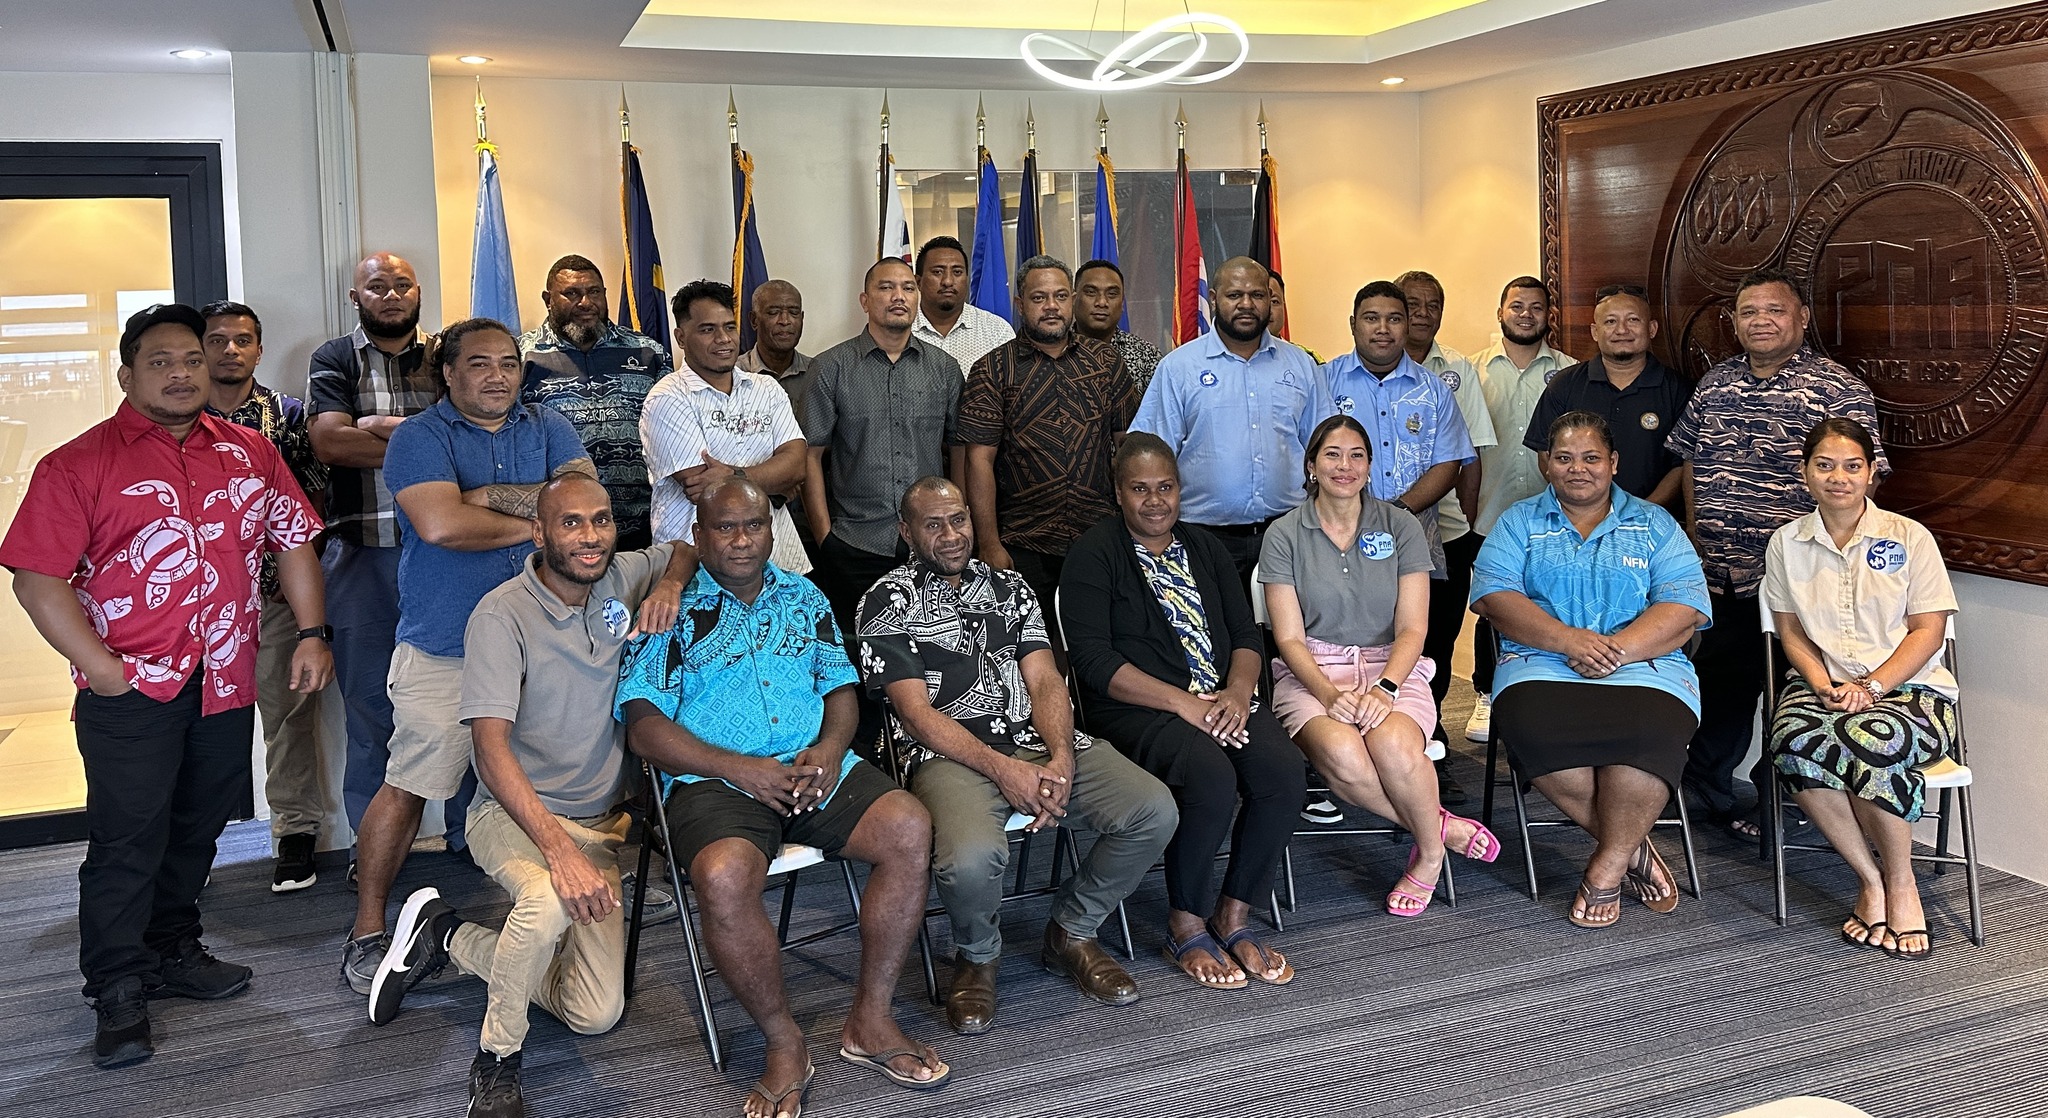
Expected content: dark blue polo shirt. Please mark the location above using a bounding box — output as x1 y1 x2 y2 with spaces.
1523 354 1693 499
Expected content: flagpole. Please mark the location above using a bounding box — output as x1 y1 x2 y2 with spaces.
474 76 489 147
1096 98 1108 156
1257 100 1268 156
878 92 891 261
975 94 986 160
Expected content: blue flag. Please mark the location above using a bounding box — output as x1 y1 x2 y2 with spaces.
469 145 519 332
969 148 1010 320
1092 152 1130 332
731 147 770 352
620 142 669 352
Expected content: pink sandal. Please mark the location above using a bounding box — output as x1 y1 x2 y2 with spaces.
1386 848 1439 917
1440 807 1501 863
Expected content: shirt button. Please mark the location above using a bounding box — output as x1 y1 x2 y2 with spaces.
770 716 780 724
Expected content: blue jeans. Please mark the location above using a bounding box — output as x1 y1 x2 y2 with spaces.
323 538 399 833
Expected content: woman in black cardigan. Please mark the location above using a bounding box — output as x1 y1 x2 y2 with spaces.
1061 433 1307 990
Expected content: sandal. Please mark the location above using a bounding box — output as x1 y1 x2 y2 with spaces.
1160 928 1249 988
1884 927 1934 960
746 1064 815 1118
838 1043 950 1090
1439 807 1501 863
1208 921 1294 985
1841 914 1887 950
1387 847 1439 918
1623 839 1681 914
1569 879 1624 928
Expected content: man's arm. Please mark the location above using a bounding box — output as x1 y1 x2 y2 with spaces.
964 444 1009 569
803 445 832 542
622 698 815 815
881 677 1063 827
274 543 335 693
461 457 598 520
396 481 536 551
310 411 394 469
471 717 617 924
1397 460 1462 515
1456 459 1483 523
10 570 127 695
1646 465 1684 510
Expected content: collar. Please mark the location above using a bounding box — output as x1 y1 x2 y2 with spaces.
431 395 528 432
1790 499 1884 546
740 346 813 377
526 318 641 352
1421 339 1465 369
676 362 760 395
1326 349 1428 385
1584 354 1669 387
682 562 790 608
204 381 274 419
350 324 424 355
113 399 226 445
1742 345 1821 380
915 303 999 337
516 551 609 623
1478 337 1566 373
859 326 926 360
1195 328 1277 362
1535 484 1641 539
906 555 992 592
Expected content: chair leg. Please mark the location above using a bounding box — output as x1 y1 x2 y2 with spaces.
1114 899 1135 959
1282 845 1298 911
840 859 864 916
650 788 724 1069
776 872 801 944
1769 755 1789 927
1674 791 1703 898
1933 787 1954 875
1959 785 1985 947
1511 774 1538 900
623 827 654 1000
1014 829 1036 895
916 916 942 1005
1442 850 1457 908
1482 735 1499 829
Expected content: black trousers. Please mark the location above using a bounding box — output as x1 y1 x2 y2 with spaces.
1424 529 1484 740
1009 545 1068 649
74 676 253 998
1183 522 1269 601
813 532 909 759
1682 589 1768 821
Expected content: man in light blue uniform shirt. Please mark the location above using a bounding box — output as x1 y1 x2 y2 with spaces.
1130 256 1324 581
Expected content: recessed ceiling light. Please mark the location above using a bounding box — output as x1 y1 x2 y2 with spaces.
1380 76 1406 86
457 55 492 65
170 49 212 60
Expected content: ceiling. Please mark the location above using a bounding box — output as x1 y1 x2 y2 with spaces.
0 0 1840 92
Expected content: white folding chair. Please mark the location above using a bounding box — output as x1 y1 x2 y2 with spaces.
1760 602 1984 945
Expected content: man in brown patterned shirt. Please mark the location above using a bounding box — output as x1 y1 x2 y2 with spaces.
958 255 1141 655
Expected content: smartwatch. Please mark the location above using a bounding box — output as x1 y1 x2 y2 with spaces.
297 624 335 642
1373 677 1401 700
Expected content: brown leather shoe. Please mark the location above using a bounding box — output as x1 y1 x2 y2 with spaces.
945 955 999 1035
1040 921 1139 1006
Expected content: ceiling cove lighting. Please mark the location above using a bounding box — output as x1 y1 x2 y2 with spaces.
1021 12 1250 92
170 49 212 60
457 55 492 65
1380 76 1407 86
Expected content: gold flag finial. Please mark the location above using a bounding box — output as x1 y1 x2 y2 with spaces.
1175 100 1187 151
619 87 630 145
1096 98 1109 152
473 77 489 146
726 88 739 145
1257 100 1268 153
1026 101 1037 153
975 94 986 151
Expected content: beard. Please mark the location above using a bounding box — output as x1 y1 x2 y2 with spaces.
359 303 421 341
542 538 613 586
555 316 603 349
1215 309 1270 343
1502 321 1548 346
1022 318 1070 347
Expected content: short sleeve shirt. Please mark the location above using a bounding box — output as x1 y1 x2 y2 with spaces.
956 336 1141 554
383 400 589 657
1472 338 1573 536
306 328 440 547
614 564 860 802
1664 346 1889 596
1470 486 1711 716
1418 340 1497 541
211 382 329 598
641 365 809 572
1258 497 1432 648
737 347 816 428
1760 502 1956 698
1111 330 1165 396
802 330 962 556
518 319 673 550
857 558 1087 769
1523 355 1693 500
1129 331 1324 526
0 404 322 714
913 303 1016 378
459 545 674 817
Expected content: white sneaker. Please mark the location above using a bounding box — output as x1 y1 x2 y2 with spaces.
1465 693 1492 742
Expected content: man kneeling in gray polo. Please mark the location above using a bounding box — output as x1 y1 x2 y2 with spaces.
366 474 691 1118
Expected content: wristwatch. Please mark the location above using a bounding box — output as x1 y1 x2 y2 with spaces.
297 624 335 642
1859 677 1885 700
1373 677 1401 699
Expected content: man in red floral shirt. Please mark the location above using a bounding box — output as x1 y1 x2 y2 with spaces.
1 304 332 1069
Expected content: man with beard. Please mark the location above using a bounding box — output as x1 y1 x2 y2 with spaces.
201 300 332 891
642 280 811 576
341 319 600 1001
1130 256 1323 581
4 305 329 1067
309 252 444 872
1466 277 1572 744
911 236 1015 378
1524 284 1691 507
1074 259 1163 394
1665 267 1886 840
520 254 673 550
959 256 1142 653
368 474 689 1118
858 477 1176 1035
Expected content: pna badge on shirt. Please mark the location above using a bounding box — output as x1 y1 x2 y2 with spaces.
1200 371 1219 387
1360 531 1396 561
1335 395 1356 415
601 597 632 638
1866 539 1907 573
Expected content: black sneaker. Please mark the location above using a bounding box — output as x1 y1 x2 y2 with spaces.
1300 792 1344 825
1436 760 1469 806
469 1049 525 1118
92 976 152 1069
370 887 459 1025
151 939 252 1001
272 833 318 893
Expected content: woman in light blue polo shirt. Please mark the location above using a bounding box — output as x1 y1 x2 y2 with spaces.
1470 411 1710 928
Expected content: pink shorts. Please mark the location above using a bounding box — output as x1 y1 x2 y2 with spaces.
1271 636 1440 740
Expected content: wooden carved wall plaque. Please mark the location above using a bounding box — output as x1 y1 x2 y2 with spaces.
1540 2 2048 584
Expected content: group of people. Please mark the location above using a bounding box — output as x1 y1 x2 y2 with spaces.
1 236 1965 1118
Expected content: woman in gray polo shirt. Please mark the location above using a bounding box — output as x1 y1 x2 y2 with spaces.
1260 416 1501 919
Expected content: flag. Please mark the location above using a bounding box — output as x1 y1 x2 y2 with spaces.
1172 149 1211 345
1015 150 1043 264
1091 151 1130 333
620 141 669 350
879 147 911 261
731 146 769 351
969 147 1010 319
469 144 519 332
1249 150 1285 338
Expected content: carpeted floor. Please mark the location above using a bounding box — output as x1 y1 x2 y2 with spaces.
4 679 2045 1118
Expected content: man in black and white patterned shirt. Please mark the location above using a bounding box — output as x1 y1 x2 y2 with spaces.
856 477 1175 1037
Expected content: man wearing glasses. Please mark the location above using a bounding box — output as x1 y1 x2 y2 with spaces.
1522 284 1691 507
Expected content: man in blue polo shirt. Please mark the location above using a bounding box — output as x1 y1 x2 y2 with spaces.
1131 256 1324 582
341 318 595 997
520 254 673 550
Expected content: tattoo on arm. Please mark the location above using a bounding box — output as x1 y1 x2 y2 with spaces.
482 458 597 520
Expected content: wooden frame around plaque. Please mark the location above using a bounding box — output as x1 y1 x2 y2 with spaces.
1540 2 2048 585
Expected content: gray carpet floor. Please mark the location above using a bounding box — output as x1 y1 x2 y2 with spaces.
4 679 2046 1118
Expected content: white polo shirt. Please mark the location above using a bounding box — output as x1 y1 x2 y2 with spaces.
1760 501 1957 698
640 364 811 573
913 302 1015 379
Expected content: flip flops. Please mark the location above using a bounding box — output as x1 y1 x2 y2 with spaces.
1161 928 1249 988
1569 879 1624 928
1841 914 1887 949
746 1064 815 1118
838 1044 950 1090
1208 921 1294 985
1884 927 1934 960
1623 839 1681 913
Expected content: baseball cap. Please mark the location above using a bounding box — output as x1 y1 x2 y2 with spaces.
119 303 209 367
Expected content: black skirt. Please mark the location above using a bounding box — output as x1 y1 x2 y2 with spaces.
1492 680 1697 789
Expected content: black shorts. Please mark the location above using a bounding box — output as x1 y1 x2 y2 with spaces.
664 758 899 871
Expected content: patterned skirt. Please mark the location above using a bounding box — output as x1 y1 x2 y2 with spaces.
1769 679 1959 821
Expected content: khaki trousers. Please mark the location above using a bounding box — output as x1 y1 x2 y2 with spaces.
452 798 630 1056
255 594 326 841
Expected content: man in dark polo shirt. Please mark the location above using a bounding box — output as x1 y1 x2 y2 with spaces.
959 255 1141 655
1524 284 1691 507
